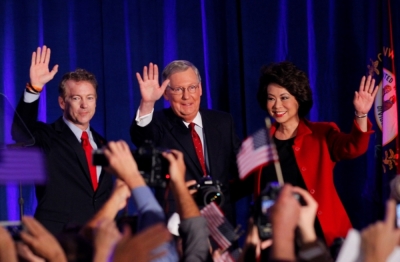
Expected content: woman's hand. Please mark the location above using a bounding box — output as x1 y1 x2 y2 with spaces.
353 75 379 115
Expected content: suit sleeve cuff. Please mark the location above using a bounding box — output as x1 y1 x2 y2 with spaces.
135 108 154 127
352 118 374 134
23 90 40 103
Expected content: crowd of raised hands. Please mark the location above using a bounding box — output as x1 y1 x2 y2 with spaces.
1 140 400 262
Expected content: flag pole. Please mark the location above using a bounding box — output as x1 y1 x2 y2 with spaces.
265 117 284 185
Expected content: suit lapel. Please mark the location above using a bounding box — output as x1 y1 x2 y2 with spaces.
54 118 93 190
164 109 204 178
201 110 222 178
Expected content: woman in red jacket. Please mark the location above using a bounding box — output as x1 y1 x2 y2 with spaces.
256 61 378 247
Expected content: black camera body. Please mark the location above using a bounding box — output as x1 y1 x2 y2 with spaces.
92 141 170 188
254 182 305 240
194 176 225 208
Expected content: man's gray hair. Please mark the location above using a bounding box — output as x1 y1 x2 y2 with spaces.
162 60 202 82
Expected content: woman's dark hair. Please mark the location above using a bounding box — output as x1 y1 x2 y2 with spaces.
256 61 313 118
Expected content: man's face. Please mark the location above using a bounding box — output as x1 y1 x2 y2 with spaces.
163 68 202 123
58 80 97 130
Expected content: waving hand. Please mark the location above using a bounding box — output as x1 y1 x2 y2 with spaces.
29 45 59 89
136 63 169 115
353 75 379 115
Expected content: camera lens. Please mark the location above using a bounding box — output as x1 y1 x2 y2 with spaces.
203 189 224 206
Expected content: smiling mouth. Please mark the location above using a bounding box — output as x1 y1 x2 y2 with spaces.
274 111 286 117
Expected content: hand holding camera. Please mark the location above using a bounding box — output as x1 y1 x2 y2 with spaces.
95 140 170 188
185 180 198 195
102 140 145 190
269 184 302 236
291 186 318 243
255 182 311 240
161 149 186 186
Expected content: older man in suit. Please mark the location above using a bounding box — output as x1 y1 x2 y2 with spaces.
130 61 241 224
12 46 113 235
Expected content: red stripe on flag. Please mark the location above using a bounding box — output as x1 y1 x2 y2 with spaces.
237 129 279 179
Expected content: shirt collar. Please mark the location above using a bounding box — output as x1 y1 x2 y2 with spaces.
62 117 92 141
182 112 203 128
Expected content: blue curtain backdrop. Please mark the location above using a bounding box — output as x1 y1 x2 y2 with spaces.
0 0 399 231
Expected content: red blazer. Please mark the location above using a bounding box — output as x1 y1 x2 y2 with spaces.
270 118 373 246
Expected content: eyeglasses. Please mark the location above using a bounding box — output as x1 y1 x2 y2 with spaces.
167 83 200 95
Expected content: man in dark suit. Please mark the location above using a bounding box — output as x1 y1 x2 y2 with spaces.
12 46 113 235
130 61 241 224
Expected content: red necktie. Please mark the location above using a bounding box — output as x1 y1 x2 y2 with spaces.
189 123 207 177
81 131 98 191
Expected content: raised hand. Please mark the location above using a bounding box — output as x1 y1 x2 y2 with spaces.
269 184 300 261
15 242 46 262
19 216 67 262
93 219 122 262
29 46 59 89
361 199 400 262
111 179 132 211
103 140 145 189
186 180 198 195
113 223 172 262
136 63 170 115
353 75 379 115
291 186 318 243
237 217 272 262
0 225 18 262
161 149 186 185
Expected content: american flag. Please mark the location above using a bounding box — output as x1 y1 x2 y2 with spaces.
0 148 46 184
236 128 279 180
200 202 237 251
201 202 243 261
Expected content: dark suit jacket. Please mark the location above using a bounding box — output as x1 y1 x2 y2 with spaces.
130 108 241 224
12 96 113 235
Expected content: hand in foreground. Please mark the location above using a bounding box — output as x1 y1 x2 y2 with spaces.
111 179 132 211
16 242 45 262
353 75 379 115
19 216 67 262
269 184 301 261
30 45 59 88
292 186 318 243
80 178 131 241
103 140 145 189
136 63 170 104
0 225 18 262
186 180 198 195
270 184 301 233
361 199 400 262
237 217 272 262
113 223 172 262
93 219 122 262
163 149 200 219
161 149 186 185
